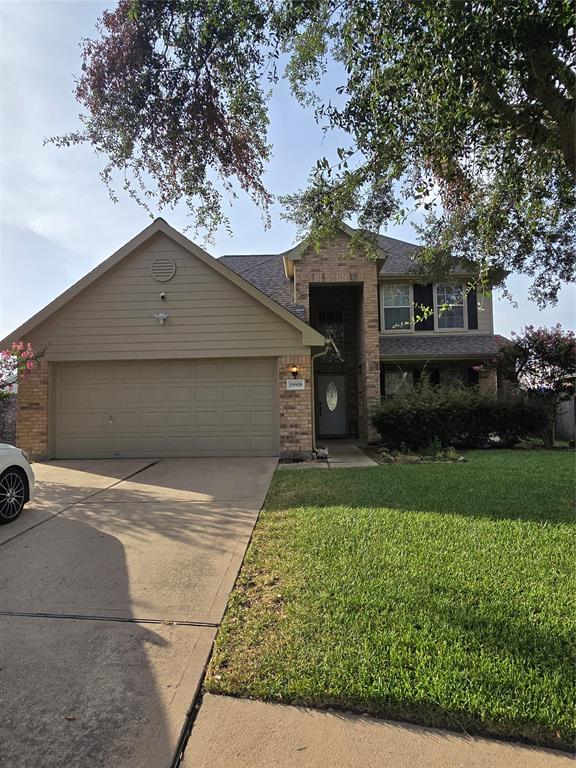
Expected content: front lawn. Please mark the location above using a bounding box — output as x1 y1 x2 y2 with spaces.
205 451 575 750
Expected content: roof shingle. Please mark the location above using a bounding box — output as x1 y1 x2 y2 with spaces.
380 334 502 358
376 234 422 275
219 254 305 319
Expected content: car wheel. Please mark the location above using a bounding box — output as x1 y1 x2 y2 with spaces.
0 467 28 524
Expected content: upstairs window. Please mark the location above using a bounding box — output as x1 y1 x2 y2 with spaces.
436 284 465 329
318 309 345 363
382 284 411 331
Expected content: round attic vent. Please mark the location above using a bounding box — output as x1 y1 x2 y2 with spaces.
151 256 177 282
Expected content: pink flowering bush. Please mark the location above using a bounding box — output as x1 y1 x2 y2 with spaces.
0 342 41 396
497 325 576 446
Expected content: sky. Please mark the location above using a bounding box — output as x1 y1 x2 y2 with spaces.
0 0 574 341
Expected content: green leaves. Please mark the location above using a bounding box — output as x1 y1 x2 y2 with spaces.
54 0 574 300
51 0 274 235
279 0 575 302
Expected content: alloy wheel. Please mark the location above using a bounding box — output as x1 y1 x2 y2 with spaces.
0 470 26 523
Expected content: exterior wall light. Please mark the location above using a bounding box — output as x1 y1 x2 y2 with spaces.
290 364 299 378
154 312 169 325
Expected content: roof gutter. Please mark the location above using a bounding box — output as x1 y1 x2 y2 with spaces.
311 343 330 453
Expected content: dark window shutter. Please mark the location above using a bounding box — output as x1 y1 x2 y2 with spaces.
413 284 434 331
429 368 440 386
467 287 478 329
468 367 479 386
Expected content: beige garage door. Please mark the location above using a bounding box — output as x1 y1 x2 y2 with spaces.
53 359 279 458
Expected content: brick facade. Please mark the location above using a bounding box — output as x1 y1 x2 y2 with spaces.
278 355 314 457
16 360 49 459
294 232 381 441
479 367 498 395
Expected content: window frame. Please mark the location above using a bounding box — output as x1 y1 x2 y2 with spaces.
433 282 468 333
317 309 345 363
380 283 414 333
383 367 414 397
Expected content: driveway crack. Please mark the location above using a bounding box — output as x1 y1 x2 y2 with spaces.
0 609 219 628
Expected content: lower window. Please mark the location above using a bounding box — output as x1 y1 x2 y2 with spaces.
383 369 414 396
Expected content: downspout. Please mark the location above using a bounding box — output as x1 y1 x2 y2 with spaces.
311 343 330 453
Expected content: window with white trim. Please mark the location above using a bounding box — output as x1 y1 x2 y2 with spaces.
436 283 465 329
381 284 411 331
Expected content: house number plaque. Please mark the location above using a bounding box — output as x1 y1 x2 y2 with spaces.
286 379 306 391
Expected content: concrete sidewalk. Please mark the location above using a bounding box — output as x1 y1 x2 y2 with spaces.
182 695 572 768
324 441 377 468
278 441 377 470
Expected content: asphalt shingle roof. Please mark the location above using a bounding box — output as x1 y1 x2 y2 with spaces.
220 232 427 314
380 334 502 358
219 254 305 319
376 234 422 275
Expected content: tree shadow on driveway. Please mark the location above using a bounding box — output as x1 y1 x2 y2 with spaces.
0 515 184 768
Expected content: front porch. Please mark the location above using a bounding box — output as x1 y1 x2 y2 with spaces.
309 285 364 440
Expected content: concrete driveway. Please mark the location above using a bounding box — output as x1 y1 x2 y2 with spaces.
0 457 276 768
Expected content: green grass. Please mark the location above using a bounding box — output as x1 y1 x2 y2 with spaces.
205 451 575 750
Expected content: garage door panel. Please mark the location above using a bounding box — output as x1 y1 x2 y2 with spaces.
248 360 274 377
167 386 194 402
194 411 221 427
222 384 248 401
250 435 277 452
141 412 167 427
250 411 274 427
221 411 247 427
195 361 221 379
164 410 194 433
141 386 165 402
54 359 279 458
221 360 247 378
249 384 274 402
193 385 219 402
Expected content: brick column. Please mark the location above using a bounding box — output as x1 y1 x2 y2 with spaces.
16 360 49 459
359 283 381 442
291 231 382 443
278 355 314 458
479 367 498 396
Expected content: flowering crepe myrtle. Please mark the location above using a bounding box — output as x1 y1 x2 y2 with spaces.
0 342 41 393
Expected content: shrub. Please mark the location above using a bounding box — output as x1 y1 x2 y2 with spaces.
372 387 548 450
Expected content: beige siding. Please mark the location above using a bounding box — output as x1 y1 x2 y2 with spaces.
29 232 306 360
476 290 494 333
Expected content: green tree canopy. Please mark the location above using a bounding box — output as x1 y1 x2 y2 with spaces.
52 0 575 304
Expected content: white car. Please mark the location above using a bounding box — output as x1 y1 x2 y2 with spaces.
0 444 35 524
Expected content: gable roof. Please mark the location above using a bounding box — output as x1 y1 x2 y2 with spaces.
222 224 424 310
0 219 325 349
219 253 305 319
222 225 478 312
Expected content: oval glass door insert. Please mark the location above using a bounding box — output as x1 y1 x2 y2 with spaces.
326 380 338 411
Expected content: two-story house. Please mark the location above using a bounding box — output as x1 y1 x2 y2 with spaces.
3 219 502 460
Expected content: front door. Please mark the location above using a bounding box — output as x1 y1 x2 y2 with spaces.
317 374 346 437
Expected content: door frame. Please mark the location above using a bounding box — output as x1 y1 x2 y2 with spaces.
315 373 347 439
